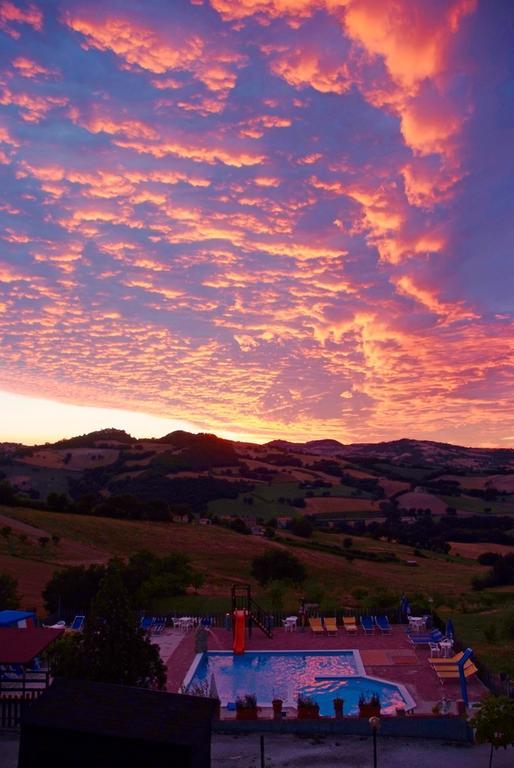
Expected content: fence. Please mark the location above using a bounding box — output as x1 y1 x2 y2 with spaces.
0 691 43 730
48 606 513 698
213 715 474 743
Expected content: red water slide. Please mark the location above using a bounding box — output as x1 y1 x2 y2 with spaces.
232 610 245 654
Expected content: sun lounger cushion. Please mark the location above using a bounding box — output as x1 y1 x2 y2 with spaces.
309 618 325 634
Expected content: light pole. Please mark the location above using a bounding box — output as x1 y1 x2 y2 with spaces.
369 716 380 768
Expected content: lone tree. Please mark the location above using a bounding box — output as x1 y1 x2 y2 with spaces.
251 550 307 587
0 572 19 609
49 571 166 689
472 695 514 768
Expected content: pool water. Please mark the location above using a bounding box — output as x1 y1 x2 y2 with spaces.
185 651 415 713
300 675 412 716
186 651 363 705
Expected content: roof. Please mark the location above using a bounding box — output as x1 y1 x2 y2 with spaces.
0 610 36 627
22 679 217 745
0 627 64 663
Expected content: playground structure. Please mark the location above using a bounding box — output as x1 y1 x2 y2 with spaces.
231 585 272 654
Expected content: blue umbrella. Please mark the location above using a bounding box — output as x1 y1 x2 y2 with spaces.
399 596 411 622
445 618 455 639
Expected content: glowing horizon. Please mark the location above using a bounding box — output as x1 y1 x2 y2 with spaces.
0 1 513 449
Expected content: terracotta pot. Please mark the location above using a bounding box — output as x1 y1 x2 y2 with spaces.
359 704 380 718
272 699 283 720
236 707 258 721
297 705 320 720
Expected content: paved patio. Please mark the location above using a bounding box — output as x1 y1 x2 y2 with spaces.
162 624 488 715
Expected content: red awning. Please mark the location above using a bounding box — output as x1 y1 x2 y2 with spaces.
0 627 64 664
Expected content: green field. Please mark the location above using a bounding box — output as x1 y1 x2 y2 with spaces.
0 503 483 605
1 462 74 496
372 464 435 482
208 481 371 520
438 494 514 516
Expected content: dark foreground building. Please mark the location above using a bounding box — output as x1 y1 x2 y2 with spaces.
18 678 217 768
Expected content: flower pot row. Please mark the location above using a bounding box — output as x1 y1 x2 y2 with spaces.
234 698 381 720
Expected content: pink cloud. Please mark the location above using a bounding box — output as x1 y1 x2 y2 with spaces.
0 0 43 38
11 57 57 79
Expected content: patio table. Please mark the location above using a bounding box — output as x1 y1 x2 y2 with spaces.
439 639 454 657
283 616 297 632
408 616 426 633
177 617 195 632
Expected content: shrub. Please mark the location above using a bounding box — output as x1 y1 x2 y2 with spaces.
0 572 19 609
484 623 498 643
478 552 501 566
236 694 257 709
289 517 313 538
251 550 307 587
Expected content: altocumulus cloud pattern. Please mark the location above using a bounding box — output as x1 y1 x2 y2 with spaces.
0 0 513 445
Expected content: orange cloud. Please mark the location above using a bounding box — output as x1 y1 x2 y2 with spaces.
344 0 476 90
0 0 43 38
63 12 203 75
394 275 479 324
11 57 57 79
63 10 244 99
0 87 67 122
69 107 158 140
268 47 352 95
112 137 265 167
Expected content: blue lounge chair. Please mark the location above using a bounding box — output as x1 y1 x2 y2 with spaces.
375 615 391 633
409 629 444 646
69 615 85 631
139 615 153 631
152 620 165 635
360 615 374 633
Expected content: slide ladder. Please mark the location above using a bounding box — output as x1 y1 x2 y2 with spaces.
231 585 272 641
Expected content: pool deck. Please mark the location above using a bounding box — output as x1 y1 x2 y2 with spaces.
160 624 488 715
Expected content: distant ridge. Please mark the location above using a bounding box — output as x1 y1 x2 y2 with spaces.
267 436 514 471
2 431 514 472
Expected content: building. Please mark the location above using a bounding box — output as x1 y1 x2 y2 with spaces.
19 679 218 768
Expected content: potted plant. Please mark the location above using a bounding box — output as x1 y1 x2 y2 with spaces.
297 694 320 720
333 697 344 719
358 693 380 718
272 698 283 720
236 694 259 720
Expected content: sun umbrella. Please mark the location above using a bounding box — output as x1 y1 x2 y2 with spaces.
445 618 455 639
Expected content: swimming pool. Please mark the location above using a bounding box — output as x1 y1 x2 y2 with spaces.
300 675 415 716
184 651 415 713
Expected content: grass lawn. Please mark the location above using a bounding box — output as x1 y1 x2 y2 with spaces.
438 600 514 677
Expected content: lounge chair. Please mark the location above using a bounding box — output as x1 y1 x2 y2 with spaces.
324 617 338 635
139 616 153 631
375 615 391 633
360 615 374 634
152 619 165 635
409 630 444 645
436 661 478 683
343 616 358 633
429 651 465 666
309 617 325 634
69 615 85 632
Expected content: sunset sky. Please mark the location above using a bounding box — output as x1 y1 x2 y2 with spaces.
0 0 513 447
